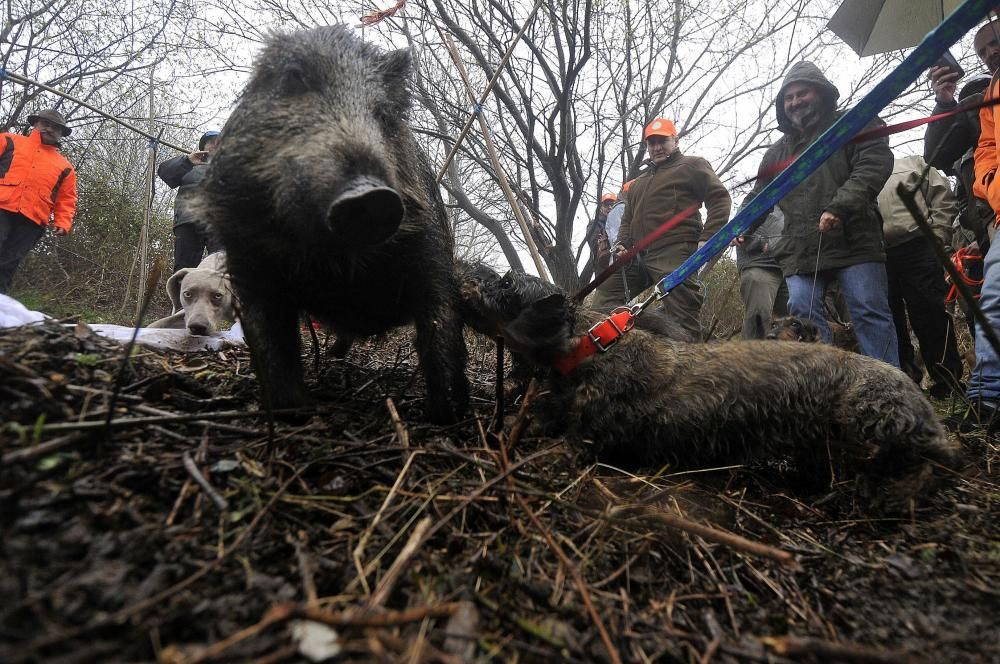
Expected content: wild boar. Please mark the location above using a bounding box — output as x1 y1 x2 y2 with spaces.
195 25 468 423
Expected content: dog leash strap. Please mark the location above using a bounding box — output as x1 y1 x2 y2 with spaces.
553 307 635 375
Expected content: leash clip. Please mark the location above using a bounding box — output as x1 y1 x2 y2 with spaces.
587 306 635 352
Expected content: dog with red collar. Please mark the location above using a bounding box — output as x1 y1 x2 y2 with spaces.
458 264 958 510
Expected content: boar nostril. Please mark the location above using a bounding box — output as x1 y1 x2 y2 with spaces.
327 176 404 245
188 324 209 336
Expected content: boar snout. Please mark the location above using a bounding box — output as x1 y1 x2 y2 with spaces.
327 176 404 245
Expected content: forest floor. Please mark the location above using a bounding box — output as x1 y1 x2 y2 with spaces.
1 320 997 663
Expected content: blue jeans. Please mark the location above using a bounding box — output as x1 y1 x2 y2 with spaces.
786 262 900 368
968 234 1000 404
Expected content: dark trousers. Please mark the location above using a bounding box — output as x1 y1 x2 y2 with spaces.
0 210 46 293
173 223 222 273
591 240 703 340
886 237 963 391
739 266 788 339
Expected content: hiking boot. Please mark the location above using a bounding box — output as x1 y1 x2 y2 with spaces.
942 400 1000 433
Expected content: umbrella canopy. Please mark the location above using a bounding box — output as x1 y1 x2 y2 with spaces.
829 0 968 56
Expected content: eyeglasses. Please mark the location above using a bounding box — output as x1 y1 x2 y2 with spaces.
601 201 615 207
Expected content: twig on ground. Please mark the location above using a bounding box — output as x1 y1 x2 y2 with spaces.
593 479 797 568
386 397 409 448
761 634 917 663
1 432 89 464
368 517 432 608
353 448 422 595
182 451 229 512
292 534 318 607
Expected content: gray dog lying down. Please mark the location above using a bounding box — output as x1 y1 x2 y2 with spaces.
148 252 236 336
458 265 958 507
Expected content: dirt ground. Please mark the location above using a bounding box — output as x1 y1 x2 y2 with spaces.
1 320 997 663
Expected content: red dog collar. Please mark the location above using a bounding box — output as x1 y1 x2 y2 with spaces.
553 307 636 375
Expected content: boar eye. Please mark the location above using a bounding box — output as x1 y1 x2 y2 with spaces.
212 293 223 302
500 273 514 290
182 290 192 300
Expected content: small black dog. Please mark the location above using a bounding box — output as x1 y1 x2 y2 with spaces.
459 265 958 508
766 316 821 343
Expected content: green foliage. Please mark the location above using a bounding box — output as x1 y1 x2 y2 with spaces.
700 255 744 340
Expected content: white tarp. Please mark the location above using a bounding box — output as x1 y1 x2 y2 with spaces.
0 294 245 352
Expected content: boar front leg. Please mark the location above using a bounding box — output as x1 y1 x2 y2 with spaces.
413 303 469 424
239 292 310 410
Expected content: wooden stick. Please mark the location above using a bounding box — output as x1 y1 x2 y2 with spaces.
367 517 432 609
385 398 409 448
1 432 88 464
762 634 915 663
182 451 229 512
610 504 797 568
298 602 461 628
352 449 421 595
33 406 333 433
436 25 551 282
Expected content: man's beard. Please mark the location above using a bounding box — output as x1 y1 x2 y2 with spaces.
787 103 819 130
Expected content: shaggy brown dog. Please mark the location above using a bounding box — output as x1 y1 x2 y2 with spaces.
460 266 958 508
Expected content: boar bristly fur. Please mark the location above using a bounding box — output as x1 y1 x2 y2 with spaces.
195 26 468 423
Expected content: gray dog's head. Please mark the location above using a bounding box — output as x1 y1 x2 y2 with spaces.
165 265 235 336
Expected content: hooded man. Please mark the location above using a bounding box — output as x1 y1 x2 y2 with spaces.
747 61 897 366
0 109 78 293
158 130 223 272
591 118 731 340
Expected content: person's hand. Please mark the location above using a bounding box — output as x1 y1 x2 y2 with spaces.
698 240 707 250
610 241 627 256
188 150 210 164
51 226 69 237
928 65 960 105
731 235 747 247
818 211 842 233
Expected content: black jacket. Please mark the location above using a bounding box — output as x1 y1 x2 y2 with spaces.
157 155 210 229
750 62 893 276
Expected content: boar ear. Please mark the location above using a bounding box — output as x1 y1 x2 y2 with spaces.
380 48 412 84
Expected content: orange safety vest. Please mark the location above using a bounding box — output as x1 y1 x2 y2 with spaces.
0 129 77 232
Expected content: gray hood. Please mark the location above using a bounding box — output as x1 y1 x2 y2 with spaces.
775 61 840 132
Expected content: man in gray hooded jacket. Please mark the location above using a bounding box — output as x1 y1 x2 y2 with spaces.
748 61 897 366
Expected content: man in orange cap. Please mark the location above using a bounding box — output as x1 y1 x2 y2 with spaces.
0 108 77 293
592 118 731 340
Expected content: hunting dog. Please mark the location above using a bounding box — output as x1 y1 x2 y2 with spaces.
766 316 821 342
149 252 237 336
459 265 958 508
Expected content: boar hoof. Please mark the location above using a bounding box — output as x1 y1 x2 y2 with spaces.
328 176 404 245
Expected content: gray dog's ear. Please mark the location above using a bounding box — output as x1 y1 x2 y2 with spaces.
165 268 193 313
